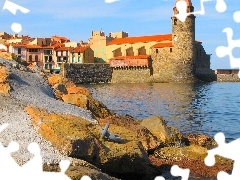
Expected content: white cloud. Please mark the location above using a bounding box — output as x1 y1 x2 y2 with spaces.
105 0 119 3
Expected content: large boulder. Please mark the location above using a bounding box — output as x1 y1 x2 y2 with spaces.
183 134 217 149
47 74 113 119
25 106 155 177
140 116 183 146
99 115 160 152
0 63 10 96
150 145 233 177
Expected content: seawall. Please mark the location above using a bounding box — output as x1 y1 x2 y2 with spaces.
61 63 112 84
61 64 240 84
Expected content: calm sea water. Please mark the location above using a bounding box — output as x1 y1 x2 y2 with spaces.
80 82 240 141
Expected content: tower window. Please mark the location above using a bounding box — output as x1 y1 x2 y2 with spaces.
174 19 177 25
170 48 172 53
156 49 159 53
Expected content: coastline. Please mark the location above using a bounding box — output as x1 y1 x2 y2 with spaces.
0 57 234 179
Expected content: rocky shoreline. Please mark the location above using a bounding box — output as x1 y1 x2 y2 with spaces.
0 56 233 179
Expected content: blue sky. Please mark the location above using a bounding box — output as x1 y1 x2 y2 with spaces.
0 0 239 69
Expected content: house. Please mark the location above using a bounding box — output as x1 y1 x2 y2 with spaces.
25 44 43 67
9 44 27 61
70 46 94 64
107 34 172 67
55 46 74 66
41 43 65 72
88 31 115 63
51 36 70 43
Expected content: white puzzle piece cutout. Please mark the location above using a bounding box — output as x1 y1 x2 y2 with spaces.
205 132 240 180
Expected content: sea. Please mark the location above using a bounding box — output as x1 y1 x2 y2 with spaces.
78 81 240 180
80 82 240 142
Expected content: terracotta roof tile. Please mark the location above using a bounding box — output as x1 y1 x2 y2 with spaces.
25 45 42 49
55 46 74 51
71 46 89 53
107 34 172 45
151 42 173 48
41 46 54 49
11 44 27 47
110 55 150 60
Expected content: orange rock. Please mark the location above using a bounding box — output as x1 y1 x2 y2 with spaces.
62 93 88 109
0 64 10 96
0 82 10 96
66 86 90 96
99 115 160 152
47 75 68 86
0 52 12 60
25 106 155 176
46 74 113 119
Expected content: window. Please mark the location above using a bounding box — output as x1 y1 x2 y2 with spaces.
35 55 38 61
45 64 48 69
78 57 81 63
156 49 159 53
29 55 32 61
18 48 21 54
49 64 53 70
174 18 177 25
170 48 172 53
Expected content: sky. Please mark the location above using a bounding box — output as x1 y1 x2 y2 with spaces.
0 0 240 69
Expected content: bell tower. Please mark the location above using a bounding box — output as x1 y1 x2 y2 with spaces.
171 0 196 82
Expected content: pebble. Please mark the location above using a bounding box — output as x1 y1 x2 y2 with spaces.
0 58 97 165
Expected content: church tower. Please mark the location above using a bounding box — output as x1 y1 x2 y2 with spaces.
171 0 196 82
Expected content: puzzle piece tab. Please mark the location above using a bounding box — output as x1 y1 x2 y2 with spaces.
175 0 227 22
0 123 91 180
205 132 240 180
216 28 240 77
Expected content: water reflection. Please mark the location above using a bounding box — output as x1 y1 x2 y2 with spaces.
80 82 240 141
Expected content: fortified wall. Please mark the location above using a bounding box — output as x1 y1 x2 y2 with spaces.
61 63 239 84
61 63 112 84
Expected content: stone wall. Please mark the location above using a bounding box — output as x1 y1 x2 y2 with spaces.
151 47 175 82
171 14 196 83
195 43 210 69
216 74 240 82
111 67 152 83
62 63 112 84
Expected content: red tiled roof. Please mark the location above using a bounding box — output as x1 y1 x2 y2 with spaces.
110 55 150 60
41 46 54 49
11 44 27 47
25 45 42 49
55 46 74 51
151 42 173 48
51 36 69 43
71 46 89 53
0 49 7 52
107 34 172 45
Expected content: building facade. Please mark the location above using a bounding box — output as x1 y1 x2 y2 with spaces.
70 46 94 64
107 0 211 83
88 31 114 63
